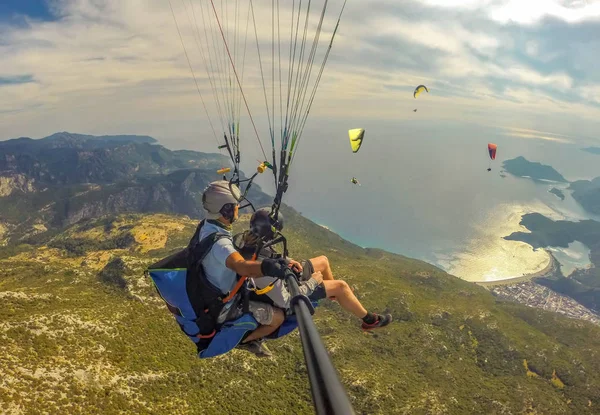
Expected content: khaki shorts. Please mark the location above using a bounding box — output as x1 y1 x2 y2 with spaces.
218 259 314 326
247 301 274 325
218 298 275 326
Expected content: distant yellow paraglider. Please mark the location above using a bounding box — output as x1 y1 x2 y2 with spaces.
348 128 365 153
413 85 429 98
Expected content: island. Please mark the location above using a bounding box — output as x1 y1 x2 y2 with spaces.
549 188 565 200
502 156 567 182
504 213 600 313
569 177 600 215
582 147 600 155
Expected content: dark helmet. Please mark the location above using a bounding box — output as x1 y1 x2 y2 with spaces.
250 207 284 239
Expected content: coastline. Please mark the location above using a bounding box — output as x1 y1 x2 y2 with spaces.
474 250 557 288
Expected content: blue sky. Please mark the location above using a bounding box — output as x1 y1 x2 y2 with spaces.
1 0 600 149
0 0 55 22
0 75 34 85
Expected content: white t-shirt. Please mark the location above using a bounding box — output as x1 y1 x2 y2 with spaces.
198 221 238 295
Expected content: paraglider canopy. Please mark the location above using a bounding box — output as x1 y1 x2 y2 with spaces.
348 129 365 153
487 143 497 172
413 85 429 98
168 0 350 222
488 143 497 160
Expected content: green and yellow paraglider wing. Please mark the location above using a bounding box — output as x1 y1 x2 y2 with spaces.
413 85 429 98
348 128 365 153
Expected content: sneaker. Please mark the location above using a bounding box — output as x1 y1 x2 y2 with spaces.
255 338 273 356
237 340 273 357
361 313 392 331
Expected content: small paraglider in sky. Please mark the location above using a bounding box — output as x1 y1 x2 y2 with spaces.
348 128 365 153
487 143 497 171
413 85 429 99
351 177 361 186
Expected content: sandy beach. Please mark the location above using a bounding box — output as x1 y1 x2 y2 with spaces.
475 250 557 288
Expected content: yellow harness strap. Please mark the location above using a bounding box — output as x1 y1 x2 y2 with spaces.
252 282 276 295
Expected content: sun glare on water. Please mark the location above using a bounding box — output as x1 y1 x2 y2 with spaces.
443 202 558 283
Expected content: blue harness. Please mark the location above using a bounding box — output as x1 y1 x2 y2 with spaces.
147 220 309 358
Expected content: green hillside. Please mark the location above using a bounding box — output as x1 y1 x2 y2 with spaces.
1 208 599 414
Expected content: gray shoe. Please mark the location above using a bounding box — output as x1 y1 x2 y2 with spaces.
237 340 273 357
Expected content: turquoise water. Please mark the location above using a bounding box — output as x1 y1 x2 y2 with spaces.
178 119 600 282
270 120 600 282
549 242 592 277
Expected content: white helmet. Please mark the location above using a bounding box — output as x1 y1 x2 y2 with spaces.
202 180 241 220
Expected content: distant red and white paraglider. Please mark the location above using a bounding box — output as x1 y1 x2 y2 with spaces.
487 143 497 172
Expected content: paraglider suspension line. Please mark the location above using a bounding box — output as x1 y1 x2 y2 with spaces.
168 0 220 149
210 0 268 161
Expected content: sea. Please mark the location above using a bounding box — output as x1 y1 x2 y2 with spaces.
253 120 600 283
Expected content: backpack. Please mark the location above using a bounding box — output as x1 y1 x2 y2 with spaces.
146 220 245 355
147 223 313 358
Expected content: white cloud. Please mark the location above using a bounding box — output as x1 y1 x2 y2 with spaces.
375 19 464 54
368 15 501 57
525 40 540 57
0 0 599 147
367 15 573 96
578 84 600 103
0 0 339 141
500 126 574 143
506 66 573 90
420 0 600 24
490 0 600 24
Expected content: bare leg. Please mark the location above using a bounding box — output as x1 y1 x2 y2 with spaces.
310 255 334 280
322 280 367 318
243 308 285 342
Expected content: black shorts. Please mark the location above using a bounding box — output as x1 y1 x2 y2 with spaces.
300 259 327 301
300 259 314 281
308 283 327 301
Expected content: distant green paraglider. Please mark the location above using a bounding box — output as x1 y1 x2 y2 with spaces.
348 129 365 153
413 85 429 98
351 177 361 186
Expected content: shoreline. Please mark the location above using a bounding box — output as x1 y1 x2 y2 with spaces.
474 250 557 288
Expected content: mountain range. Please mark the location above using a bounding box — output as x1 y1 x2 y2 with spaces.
1 133 600 414
0 132 270 245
